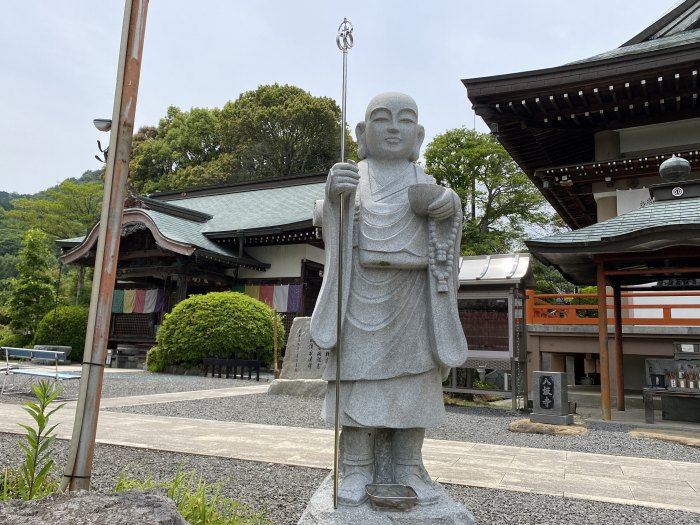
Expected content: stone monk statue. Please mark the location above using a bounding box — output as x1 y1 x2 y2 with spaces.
310 92 468 507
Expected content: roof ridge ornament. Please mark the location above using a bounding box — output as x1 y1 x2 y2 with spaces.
659 155 691 182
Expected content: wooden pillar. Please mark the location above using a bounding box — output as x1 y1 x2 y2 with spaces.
612 282 625 411
597 262 612 420
175 275 189 304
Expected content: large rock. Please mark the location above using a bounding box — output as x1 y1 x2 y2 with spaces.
0 490 187 525
297 474 476 525
33 345 72 365
280 317 329 380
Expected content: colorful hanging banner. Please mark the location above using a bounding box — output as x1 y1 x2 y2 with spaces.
273 285 289 313
244 284 260 300
144 289 158 313
287 284 302 313
123 289 136 314
134 289 146 313
111 289 125 313
259 285 274 307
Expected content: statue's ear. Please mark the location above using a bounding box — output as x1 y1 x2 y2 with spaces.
356 121 367 160
411 125 425 162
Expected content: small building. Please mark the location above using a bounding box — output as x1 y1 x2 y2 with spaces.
448 254 534 409
59 174 327 358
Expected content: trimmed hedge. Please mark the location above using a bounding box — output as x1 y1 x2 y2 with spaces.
146 292 285 372
33 306 89 361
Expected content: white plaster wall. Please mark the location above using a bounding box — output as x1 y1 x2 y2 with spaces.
626 283 700 320
237 244 324 280
619 118 700 154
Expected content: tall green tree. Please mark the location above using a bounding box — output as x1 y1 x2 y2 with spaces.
6 180 103 239
5 229 57 333
0 209 22 280
221 84 354 181
129 84 355 194
424 128 553 254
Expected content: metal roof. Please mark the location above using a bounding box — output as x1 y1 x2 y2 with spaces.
459 254 534 287
161 183 325 234
526 186 700 284
58 179 326 269
569 28 700 65
528 196 700 247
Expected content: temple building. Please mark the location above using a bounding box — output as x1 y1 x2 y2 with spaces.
58 174 326 360
463 0 700 419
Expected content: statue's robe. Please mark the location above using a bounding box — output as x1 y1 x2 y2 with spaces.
310 160 467 428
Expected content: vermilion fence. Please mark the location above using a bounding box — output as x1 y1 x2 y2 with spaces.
526 290 700 326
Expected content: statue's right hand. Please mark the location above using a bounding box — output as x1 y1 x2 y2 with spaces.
327 161 359 199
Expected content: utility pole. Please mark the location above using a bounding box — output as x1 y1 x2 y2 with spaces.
61 0 149 491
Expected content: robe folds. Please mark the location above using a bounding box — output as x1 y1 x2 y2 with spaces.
310 160 467 428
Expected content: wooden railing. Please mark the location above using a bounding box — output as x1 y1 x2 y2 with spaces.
526 290 700 326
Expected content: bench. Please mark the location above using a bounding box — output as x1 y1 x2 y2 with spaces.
203 357 261 381
2 347 81 395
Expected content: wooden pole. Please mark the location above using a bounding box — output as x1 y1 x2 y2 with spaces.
273 308 279 378
597 263 612 421
613 282 625 411
61 0 149 491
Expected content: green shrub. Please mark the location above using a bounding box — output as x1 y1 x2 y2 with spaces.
147 292 284 371
570 285 598 318
0 330 32 349
33 306 89 361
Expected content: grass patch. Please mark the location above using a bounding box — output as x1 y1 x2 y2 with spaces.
115 468 272 525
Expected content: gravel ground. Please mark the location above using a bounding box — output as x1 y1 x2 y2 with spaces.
98 372 265 398
0 371 263 405
107 393 700 463
4 373 700 523
1 433 698 525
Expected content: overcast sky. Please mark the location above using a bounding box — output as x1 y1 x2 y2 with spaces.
0 1 682 195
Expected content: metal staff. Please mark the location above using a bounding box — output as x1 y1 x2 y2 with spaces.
334 17 353 510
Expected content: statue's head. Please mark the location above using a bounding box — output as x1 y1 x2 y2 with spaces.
356 92 425 162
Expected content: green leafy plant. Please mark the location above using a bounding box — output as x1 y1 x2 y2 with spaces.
115 468 271 525
0 330 32 349
146 292 284 371
1 380 63 500
33 305 89 361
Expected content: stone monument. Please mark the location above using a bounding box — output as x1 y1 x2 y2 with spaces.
300 92 474 524
530 371 573 425
268 317 329 397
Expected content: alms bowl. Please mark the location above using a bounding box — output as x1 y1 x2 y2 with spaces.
365 483 418 512
407 184 445 216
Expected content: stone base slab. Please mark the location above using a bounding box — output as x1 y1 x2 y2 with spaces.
268 378 327 398
530 413 574 425
297 474 476 524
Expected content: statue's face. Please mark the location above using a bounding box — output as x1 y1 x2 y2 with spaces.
363 93 421 161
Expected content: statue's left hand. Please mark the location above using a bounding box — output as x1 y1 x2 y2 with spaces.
427 188 455 221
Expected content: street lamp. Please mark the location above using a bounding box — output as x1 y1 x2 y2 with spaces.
93 118 112 163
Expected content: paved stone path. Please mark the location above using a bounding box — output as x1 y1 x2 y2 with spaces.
1 384 698 514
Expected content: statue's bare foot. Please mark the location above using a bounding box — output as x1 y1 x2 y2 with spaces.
394 465 440 505
338 466 373 506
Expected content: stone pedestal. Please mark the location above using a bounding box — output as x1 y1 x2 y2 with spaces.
268 378 326 397
530 371 573 425
297 474 475 525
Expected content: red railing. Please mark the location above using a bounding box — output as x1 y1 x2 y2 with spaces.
526 290 700 326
